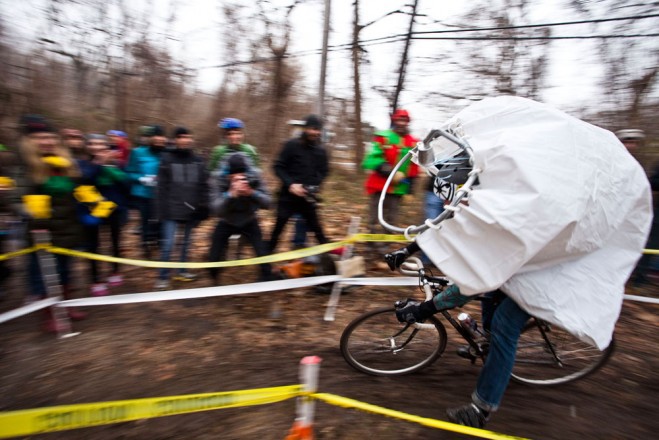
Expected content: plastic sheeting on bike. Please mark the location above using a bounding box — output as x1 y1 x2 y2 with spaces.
416 96 652 350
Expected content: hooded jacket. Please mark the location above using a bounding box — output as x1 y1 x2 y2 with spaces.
155 149 209 222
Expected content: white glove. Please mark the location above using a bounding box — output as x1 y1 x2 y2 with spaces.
139 175 157 187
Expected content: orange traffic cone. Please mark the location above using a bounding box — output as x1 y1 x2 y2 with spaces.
284 421 313 440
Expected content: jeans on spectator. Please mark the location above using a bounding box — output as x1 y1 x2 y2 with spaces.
28 252 73 299
421 191 445 264
208 219 271 282
424 190 444 221
292 215 307 248
472 295 530 412
84 208 128 281
158 219 194 280
134 195 159 247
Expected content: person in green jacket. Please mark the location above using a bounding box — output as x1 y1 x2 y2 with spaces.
208 118 260 173
362 109 420 246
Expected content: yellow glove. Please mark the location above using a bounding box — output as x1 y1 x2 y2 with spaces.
74 185 103 203
0 176 15 189
91 200 117 218
42 156 71 168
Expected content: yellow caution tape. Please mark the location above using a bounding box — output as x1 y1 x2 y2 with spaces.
311 393 529 440
0 385 303 438
0 246 39 261
0 232 656 269
349 233 413 243
45 234 411 268
46 240 353 268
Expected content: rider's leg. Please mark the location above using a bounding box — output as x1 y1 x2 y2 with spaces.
472 296 530 411
480 290 506 333
448 296 529 427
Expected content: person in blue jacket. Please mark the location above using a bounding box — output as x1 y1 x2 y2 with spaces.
125 125 167 258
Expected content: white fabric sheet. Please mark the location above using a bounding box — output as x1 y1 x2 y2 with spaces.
416 96 652 349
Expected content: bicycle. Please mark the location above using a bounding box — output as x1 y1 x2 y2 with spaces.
340 257 614 386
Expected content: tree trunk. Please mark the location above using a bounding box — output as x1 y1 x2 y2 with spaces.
351 0 365 172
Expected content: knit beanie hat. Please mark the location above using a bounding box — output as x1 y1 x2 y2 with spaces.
20 114 55 135
228 154 248 175
173 126 191 138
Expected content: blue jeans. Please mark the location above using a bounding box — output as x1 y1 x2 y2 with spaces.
158 220 194 280
292 215 307 248
28 252 73 298
425 190 445 220
421 191 444 263
472 295 530 412
134 196 159 246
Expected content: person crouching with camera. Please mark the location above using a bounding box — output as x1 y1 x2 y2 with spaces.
208 153 273 284
268 114 329 253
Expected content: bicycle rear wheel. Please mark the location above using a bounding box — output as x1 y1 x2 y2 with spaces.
340 307 447 376
511 320 614 386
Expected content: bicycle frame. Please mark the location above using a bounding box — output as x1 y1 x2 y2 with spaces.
399 258 566 366
398 258 486 359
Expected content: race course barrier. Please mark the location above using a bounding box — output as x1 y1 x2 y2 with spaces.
0 357 528 440
0 233 410 267
2 274 658 326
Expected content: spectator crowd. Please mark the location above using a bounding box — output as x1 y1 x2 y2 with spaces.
0 110 655 337
0 113 342 333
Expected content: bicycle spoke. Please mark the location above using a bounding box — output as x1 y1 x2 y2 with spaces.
511 320 613 386
340 307 447 376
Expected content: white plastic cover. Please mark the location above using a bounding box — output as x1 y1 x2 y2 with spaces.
416 96 652 349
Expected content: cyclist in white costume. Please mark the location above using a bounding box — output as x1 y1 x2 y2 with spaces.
387 96 652 428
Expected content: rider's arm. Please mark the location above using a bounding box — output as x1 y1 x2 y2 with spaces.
384 241 421 270
396 285 473 324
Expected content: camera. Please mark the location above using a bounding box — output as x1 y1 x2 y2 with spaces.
302 184 321 205
234 175 260 190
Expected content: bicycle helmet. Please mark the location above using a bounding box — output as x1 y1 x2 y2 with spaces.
218 118 244 130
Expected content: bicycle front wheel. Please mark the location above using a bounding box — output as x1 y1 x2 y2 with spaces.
511 320 614 386
340 307 447 376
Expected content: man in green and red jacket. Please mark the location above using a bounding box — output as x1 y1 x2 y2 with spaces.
362 109 419 240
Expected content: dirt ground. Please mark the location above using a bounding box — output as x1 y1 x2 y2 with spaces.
1 168 658 440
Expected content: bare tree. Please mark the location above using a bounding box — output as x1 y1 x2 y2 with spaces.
351 0 365 170
568 0 659 128
258 1 302 157
452 0 552 99
392 0 419 112
350 4 408 169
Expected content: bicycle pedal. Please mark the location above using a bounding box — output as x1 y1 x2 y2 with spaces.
456 345 478 364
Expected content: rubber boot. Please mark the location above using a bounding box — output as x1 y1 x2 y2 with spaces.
62 285 87 321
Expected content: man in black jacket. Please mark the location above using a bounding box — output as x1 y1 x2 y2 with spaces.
208 153 272 284
268 115 329 253
154 127 209 290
